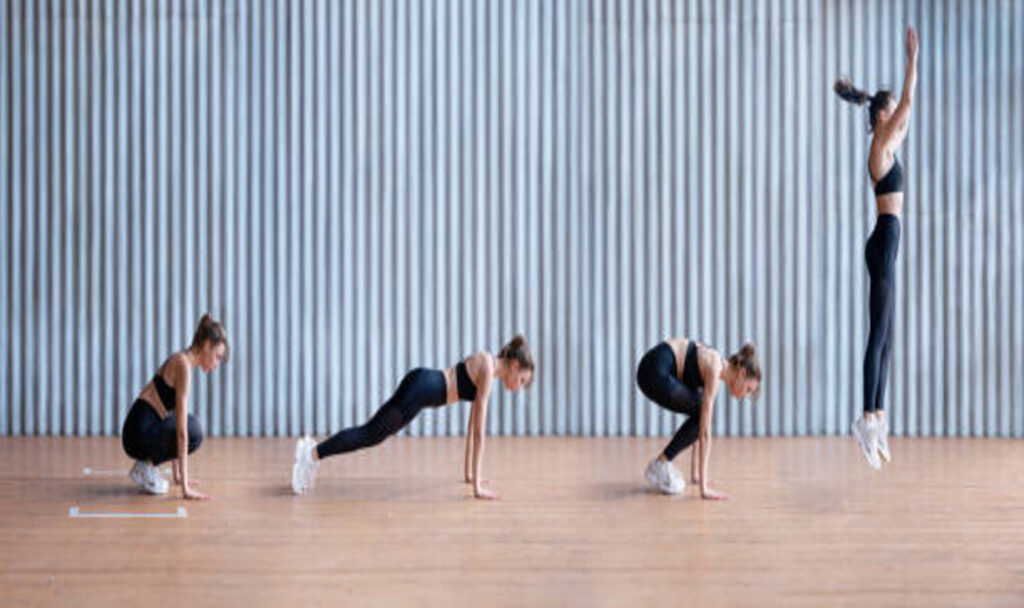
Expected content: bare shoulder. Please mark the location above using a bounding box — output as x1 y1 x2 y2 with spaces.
467 350 496 379
163 352 191 386
697 345 724 378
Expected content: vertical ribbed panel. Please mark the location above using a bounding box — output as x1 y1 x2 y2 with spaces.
2 0 1023 438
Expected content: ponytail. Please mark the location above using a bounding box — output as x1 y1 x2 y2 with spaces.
833 77 870 106
190 313 231 363
834 76 893 133
497 333 535 385
728 341 761 398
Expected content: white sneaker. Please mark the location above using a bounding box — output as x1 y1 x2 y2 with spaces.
851 417 881 470
129 460 169 495
644 458 685 495
291 437 320 495
876 419 891 463
128 461 148 490
664 461 685 488
150 463 169 487
302 437 320 491
148 463 170 494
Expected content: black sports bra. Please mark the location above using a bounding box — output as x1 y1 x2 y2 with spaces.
143 373 177 418
455 361 477 401
146 355 183 418
872 157 904 196
681 341 704 391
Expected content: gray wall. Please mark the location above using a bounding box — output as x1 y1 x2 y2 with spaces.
2 0 1023 438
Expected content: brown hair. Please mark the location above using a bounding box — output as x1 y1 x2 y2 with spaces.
497 333 535 385
834 77 893 133
190 313 230 363
728 341 761 397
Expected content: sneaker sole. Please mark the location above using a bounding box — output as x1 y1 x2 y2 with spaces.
852 424 881 470
644 466 666 490
645 466 684 495
292 440 306 494
660 479 684 495
305 439 319 489
293 438 319 494
130 464 168 494
143 483 169 495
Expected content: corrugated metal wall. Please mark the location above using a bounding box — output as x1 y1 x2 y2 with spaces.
2 0 1022 438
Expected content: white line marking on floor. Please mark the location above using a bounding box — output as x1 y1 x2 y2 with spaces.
83 466 171 477
68 506 188 518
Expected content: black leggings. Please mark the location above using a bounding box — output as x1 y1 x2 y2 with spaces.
637 343 703 461
863 214 901 413
316 368 448 460
121 400 203 465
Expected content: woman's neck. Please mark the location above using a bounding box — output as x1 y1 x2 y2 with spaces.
495 357 511 383
183 348 199 370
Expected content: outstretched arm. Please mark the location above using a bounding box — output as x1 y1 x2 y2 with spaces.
690 444 699 484
470 385 497 500
464 400 478 483
887 25 919 145
171 363 207 500
698 370 727 501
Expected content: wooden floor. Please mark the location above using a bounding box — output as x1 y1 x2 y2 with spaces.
1 436 1023 607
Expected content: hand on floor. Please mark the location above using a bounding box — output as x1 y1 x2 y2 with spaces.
183 485 210 500
474 482 499 500
701 488 728 501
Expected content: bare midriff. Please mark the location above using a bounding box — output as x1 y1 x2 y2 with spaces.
137 382 169 419
441 367 459 405
876 192 903 218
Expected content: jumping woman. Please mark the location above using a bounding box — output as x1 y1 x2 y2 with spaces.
121 314 229 499
835 25 918 470
637 337 762 500
291 335 535 500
